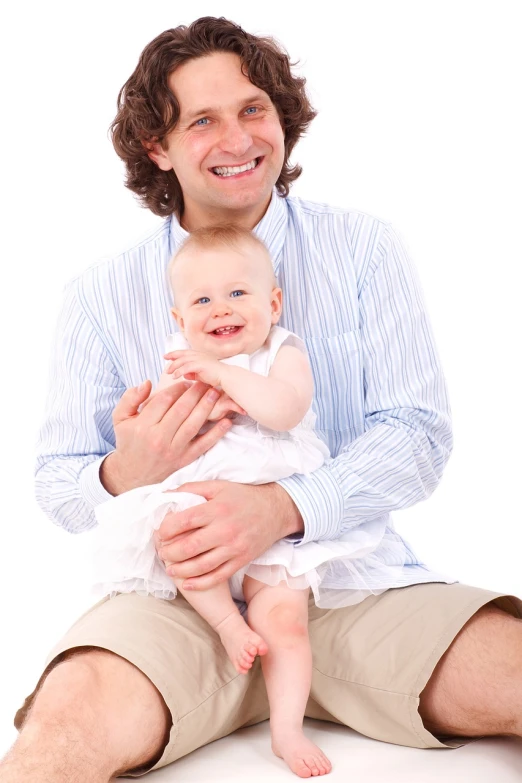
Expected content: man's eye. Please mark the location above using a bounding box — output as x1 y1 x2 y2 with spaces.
231 290 245 298
196 296 210 304
245 107 257 115
195 117 209 126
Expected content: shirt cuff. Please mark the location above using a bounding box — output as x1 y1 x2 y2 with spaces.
276 463 344 545
79 453 116 510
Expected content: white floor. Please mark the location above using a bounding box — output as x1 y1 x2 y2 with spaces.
3 712 522 781
138 719 522 782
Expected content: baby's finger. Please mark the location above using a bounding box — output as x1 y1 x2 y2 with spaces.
170 359 190 374
163 350 186 359
170 355 196 370
174 362 200 378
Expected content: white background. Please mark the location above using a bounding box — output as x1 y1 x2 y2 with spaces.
1 0 521 754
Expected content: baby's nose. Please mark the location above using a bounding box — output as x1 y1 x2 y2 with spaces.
212 300 232 317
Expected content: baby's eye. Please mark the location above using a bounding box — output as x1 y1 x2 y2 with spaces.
231 290 245 298
196 296 210 304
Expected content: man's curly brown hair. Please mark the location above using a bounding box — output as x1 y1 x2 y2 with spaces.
110 17 317 218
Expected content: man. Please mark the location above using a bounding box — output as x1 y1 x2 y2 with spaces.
2 16 521 782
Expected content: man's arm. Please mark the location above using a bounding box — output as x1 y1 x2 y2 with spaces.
277 224 453 545
35 277 125 532
36 277 230 532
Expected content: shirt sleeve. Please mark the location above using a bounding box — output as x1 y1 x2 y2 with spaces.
34 277 125 533
277 224 453 545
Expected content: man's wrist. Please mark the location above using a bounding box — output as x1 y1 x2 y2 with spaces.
99 452 128 496
271 482 304 537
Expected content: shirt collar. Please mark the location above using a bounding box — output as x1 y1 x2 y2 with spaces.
168 188 288 277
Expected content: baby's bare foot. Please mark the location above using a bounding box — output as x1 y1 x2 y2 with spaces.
272 730 332 778
215 612 268 674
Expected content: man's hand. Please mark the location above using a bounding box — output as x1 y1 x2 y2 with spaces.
156 481 304 590
164 349 223 387
100 380 232 496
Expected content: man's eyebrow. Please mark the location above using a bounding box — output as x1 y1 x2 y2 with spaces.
183 93 268 122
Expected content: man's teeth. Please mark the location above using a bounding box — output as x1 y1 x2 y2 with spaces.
212 159 258 177
214 326 238 334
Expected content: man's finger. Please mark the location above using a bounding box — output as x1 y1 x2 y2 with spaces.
182 562 236 591
157 504 207 542
137 381 202 427
164 546 230 579
158 523 210 563
160 383 218 438
112 381 152 426
181 417 233 464
174 480 227 500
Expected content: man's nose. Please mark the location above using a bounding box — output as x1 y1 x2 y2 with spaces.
218 118 253 158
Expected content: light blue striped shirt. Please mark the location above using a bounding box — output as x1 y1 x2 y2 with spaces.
35 191 454 585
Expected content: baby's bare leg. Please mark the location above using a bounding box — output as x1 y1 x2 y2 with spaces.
174 578 267 674
243 577 332 778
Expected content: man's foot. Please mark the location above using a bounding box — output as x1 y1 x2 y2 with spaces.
272 730 332 778
215 612 268 674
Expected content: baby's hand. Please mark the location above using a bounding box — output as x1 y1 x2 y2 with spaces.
164 349 223 387
207 393 247 421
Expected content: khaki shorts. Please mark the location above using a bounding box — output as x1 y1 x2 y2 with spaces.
14 582 522 776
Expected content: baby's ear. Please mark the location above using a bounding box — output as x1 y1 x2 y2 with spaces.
270 287 283 323
171 307 184 330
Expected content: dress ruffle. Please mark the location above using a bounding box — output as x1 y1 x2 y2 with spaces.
91 484 411 607
237 529 411 608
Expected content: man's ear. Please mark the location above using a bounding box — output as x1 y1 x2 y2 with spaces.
171 307 184 330
270 287 283 324
144 139 173 172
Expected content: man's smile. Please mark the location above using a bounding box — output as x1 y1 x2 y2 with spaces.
209 157 263 179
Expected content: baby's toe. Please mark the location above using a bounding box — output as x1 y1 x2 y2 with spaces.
294 759 312 778
312 754 330 775
238 652 254 669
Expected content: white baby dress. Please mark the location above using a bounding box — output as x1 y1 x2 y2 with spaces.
91 326 417 608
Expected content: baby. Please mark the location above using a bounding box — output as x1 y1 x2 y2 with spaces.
92 225 408 777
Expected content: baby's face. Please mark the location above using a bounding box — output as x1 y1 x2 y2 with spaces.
170 242 282 358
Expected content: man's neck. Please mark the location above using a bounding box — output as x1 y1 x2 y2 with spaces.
180 196 272 233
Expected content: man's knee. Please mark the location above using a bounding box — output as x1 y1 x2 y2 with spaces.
419 601 522 738
19 646 170 738
10 647 171 777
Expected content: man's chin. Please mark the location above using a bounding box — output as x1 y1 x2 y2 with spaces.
210 171 275 202
215 185 274 215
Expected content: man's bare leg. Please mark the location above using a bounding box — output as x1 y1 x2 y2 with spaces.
174 578 267 674
419 602 522 738
0 648 170 783
244 577 332 778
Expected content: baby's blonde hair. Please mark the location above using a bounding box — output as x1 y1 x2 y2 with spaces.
167 224 276 293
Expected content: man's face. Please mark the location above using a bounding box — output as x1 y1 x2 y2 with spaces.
148 52 285 228
170 242 282 358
